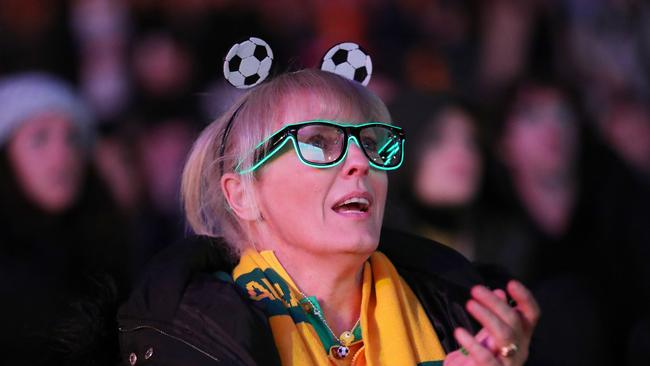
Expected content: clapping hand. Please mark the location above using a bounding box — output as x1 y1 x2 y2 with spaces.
444 280 540 366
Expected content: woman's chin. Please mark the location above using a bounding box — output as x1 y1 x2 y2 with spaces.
324 233 380 255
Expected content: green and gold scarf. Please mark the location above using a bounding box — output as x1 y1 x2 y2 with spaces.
232 249 446 365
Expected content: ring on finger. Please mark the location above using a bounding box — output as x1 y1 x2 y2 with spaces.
500 343 518 357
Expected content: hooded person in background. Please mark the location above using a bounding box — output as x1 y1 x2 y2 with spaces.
0 73 132 366
384 93 485 260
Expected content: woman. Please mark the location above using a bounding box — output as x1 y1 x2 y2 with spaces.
0 72 132 365
118 69 538 365
477 78 650 365
386 94 484 260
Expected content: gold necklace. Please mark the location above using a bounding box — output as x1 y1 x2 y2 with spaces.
298 290 360 359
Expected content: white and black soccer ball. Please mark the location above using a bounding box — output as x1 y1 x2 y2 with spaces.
320 42 373 86
335 346 350 359
223 37 273 89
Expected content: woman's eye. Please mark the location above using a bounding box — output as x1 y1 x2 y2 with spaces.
30 128 49 148
362 137 378 150
306 135 326 148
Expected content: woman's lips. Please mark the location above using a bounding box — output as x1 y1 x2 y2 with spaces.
332 193 372 217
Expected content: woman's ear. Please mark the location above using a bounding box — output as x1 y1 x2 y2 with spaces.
221 172 258 221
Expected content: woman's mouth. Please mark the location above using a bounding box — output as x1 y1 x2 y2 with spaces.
332 194 372 216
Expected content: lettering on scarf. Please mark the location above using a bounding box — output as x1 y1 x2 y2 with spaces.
235 268 308 322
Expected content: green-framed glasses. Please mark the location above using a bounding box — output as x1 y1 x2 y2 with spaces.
236 120 406 174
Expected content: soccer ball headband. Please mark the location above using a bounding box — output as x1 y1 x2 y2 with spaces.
223 37 373 88
219 37 375 174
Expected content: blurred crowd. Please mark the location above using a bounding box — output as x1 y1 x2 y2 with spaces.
1 0 649 365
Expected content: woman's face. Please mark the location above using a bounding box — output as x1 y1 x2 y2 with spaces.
251 102 388 257
8 112 84 213
414 108 481 206
501 87 578 176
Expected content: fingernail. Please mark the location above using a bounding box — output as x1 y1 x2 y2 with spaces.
455 327 472 341
472 285 489 296
493 288 507 299
509 279 523 289
466 299 478 312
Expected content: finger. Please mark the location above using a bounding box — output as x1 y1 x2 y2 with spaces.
493 288 507 302
473 328 499 352
474 327 491 343
507 280 541 328
454 327 501 366
466 299 516 348
442 350 467 365
471 286 522 332
493 288 517 309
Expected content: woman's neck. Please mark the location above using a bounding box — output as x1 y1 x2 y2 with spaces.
274 249 366 336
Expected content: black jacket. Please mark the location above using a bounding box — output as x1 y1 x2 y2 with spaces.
118 228 484 365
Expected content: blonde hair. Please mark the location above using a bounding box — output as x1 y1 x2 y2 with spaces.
181 69 391 257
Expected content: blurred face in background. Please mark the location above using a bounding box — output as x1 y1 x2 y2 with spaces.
132 32 192 98
8 112 84 213
414 107 482 206
602 100 650 173
501 86 578 178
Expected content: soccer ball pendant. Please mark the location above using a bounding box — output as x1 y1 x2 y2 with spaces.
335 345 350 358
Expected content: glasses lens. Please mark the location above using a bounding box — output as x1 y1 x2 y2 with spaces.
360 126 403 167
296 124 345 164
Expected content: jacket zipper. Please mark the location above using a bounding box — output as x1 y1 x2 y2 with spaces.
119 325 221 362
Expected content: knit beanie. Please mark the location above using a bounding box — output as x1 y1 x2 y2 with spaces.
0 72 95 148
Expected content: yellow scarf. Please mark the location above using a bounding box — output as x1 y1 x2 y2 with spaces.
232 249 446 365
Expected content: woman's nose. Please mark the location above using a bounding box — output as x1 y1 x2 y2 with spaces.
341 139 370 176
44 131 82 174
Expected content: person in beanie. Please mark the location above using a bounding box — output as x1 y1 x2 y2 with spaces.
0 72 131 366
